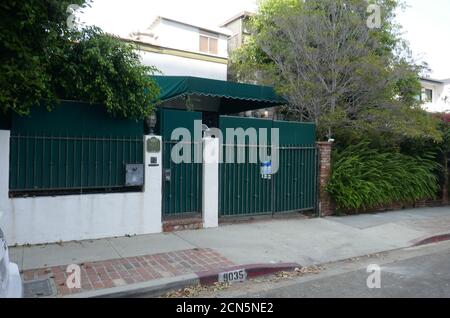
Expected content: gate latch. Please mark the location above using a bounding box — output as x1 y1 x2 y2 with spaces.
164 169 171 182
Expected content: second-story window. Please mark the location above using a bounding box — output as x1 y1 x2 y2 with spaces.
199 31 218 55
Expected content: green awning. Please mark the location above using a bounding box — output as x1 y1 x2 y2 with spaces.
152 76 286 114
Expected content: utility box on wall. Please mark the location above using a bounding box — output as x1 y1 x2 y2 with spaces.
125 164 144 186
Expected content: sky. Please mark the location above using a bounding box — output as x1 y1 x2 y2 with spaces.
396 0 450 79
79 0 450 79
80 0 258 36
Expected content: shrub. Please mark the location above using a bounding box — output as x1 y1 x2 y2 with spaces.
327 142 440 212
49 27 160 120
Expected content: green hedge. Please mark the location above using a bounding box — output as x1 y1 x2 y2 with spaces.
327 142 440 212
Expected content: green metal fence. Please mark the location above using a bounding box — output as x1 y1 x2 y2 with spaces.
219 116 317 217
9 134 143 195
9 101 144 196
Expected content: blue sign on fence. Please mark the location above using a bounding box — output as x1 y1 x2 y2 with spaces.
261 161 272 179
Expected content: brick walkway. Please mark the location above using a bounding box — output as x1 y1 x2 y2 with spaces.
21 248 234 297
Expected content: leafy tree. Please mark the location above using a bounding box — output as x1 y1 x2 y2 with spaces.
0 0 159 119
0 0 83 115
49 27 160 119
231 0 441 144
320 105 442 151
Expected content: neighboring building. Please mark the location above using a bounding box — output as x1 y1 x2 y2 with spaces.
220 11 254 55
419 77 450 113
221 11 255 83
221 12 277 119
127 13 280 119
128 16 232 80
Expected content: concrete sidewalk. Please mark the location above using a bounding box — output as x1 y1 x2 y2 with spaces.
10 206 450 297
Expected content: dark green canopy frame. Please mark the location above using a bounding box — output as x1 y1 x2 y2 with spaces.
152 76 287 115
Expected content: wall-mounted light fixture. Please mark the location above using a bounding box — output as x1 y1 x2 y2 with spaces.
146 113 157 135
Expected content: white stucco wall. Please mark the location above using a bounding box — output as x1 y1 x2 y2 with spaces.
0 130 10 230
139 50 228 81
131 17 230 81
155 19 229 58
0 133 163 246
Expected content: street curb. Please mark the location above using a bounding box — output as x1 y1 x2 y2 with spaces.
63 263 300 298
197 263 300 285
412 233 450 247
64 274 199 298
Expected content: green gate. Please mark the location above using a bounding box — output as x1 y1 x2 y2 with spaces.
219 116 317 217
220 117 273 216
160 108 203 217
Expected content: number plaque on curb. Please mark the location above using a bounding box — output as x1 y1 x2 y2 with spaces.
218 269 247 283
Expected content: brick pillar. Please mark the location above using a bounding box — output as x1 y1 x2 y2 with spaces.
414 200 427 208
317 142 334 217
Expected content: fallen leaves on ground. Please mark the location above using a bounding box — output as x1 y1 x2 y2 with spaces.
273 265 325 281
161 265 326 298
162 282 231 298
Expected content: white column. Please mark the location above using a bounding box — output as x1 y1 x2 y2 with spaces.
0 130 10 227
144 135 163 233
202 137 219 228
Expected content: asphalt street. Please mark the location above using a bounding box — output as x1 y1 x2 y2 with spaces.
197 241 450 298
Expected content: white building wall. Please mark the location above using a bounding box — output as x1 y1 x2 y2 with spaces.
441 83 450 112
0 133 163 246
130 17 230 81
421 81 450 113
155 19 228 58
140 50 228 81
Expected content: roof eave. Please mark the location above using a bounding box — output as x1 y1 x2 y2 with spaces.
220 11 255 27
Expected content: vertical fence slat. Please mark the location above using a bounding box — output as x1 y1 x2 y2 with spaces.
41 133 45 189
80 136 84 193
190 143 194 213
24 135 28 189
49 134 53 189
16 134 20 189
108 136 111 187
115 138 118 186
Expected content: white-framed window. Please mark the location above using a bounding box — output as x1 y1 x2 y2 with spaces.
421 88 433 102
199 30 219 55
